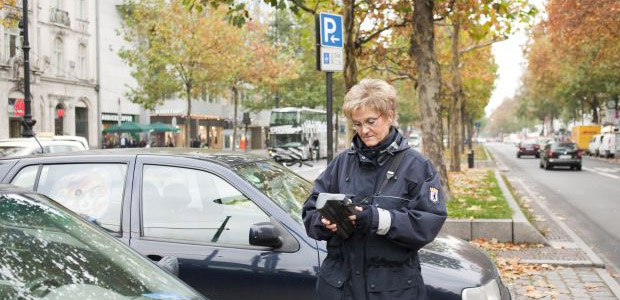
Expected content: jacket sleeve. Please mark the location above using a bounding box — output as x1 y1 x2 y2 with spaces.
386 159 447 250
302 155 341 241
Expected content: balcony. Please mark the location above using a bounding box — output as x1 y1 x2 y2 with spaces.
75 18 89 33
50 8 70 27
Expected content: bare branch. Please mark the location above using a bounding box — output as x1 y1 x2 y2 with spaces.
287 0 316 14
356 19 411 47
459 37 507 54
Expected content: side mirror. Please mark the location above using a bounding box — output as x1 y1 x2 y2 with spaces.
155 255 180 276
249 222 282 248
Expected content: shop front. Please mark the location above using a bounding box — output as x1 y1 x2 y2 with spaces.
150 113 226 149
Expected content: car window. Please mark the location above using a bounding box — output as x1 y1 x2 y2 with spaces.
35 164 128 233
551 143 577 151
234 161 310 225
0 146 28 157
10 165 39 190
142 165 270 246
0 192 203 300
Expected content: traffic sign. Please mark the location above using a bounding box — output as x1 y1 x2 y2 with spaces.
319 13 343 48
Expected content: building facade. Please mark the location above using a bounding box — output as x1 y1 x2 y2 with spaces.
0 0 99 147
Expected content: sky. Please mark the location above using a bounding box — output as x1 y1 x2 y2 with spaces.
484 0 546 117
484 31 528 117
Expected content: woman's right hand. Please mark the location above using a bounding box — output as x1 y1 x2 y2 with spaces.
321 217 338 232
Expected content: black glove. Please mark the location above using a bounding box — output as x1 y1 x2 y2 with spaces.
355 206 374 234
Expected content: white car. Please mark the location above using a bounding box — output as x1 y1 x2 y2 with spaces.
0 135 89 157
588 134 604 156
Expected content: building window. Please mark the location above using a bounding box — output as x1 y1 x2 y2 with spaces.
75 105 88 140
77 43 86 78
55 103 65 135
4 29 19 62
52 0 63 9
76 0 86 20
52 37 64 76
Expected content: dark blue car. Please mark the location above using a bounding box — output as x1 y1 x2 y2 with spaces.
0 149 510 300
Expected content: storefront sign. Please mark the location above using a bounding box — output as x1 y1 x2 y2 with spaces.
102 113 133 122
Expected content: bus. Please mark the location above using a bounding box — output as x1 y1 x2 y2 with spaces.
268 107 327 161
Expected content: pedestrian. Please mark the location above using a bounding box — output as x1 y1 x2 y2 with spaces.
302 78 447 300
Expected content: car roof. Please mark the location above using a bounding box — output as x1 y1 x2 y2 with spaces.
0 183 33 194
1 148 270 167
0 136 88 149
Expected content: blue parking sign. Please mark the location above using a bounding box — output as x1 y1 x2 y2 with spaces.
320 13 343 48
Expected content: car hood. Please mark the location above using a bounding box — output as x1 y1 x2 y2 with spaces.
420 234 498 296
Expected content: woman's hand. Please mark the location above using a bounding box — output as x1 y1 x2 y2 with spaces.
321 217 338 232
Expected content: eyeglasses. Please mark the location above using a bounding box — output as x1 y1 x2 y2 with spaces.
352 115 382 131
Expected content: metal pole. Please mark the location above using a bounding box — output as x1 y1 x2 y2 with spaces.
20 0 35 137
326 72 334 163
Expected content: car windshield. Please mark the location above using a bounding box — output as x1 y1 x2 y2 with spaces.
551 143 577 151
0 192 202 300
234 161 311 225
0 146 28 158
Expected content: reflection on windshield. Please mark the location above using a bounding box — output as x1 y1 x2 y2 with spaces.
0 193 202 300
234 161 311 225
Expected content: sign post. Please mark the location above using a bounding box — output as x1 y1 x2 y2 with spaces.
20 0 36 137
316 12 344 164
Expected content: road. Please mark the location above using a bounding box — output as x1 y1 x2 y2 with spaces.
486 142 620 275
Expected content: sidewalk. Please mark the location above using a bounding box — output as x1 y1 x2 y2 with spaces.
255 146 620 299
486 145 620 299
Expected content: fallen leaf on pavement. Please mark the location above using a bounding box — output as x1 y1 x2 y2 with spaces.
525 289 545 299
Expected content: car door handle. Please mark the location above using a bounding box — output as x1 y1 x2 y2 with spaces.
147 254 163 262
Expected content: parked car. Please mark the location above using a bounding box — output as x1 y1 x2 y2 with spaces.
408 133 421 147
0 149 511 300
0 134 89 158
0 184 205 300
598 133 616 158
516 139 540 158
540 142 582 170
587 134 604 156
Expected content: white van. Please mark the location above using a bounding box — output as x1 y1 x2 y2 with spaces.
588 134 604 156
599 133 616 158
0 135 89 158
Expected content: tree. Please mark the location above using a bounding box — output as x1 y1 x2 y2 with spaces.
411 0 451 200
119 1 235 146
440 0 536 172
224 20 297 150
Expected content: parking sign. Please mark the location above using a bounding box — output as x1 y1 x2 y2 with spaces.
319 13 343 48
316 12 344 72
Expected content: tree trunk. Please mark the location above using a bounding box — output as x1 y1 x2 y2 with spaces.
185 82 192 147
232 85 238 151
343 0 357 146
449 22 462 172
411 0 451 200
461 103 466 152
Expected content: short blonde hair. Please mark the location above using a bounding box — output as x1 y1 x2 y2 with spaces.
342 78 398 119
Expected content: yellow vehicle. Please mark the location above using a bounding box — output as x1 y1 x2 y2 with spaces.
571 125 601 151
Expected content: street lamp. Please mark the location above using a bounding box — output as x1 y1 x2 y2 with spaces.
20 0 36 137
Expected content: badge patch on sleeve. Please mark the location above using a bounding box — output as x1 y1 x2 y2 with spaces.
429 187 440 204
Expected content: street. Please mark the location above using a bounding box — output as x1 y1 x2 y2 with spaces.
486 142 620 278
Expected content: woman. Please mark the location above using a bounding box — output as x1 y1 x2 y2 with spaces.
302 78 447 300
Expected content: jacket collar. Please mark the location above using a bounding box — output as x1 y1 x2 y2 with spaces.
348 127 410 167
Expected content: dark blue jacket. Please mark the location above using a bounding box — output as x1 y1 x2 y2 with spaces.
302 131 447 300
